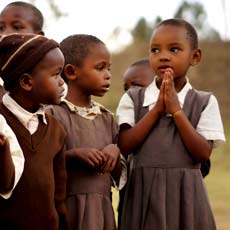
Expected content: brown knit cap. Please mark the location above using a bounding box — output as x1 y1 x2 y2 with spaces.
0 33 59 90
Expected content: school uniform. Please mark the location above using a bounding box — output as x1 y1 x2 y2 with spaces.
0 94 67 230
116 77 225 230
47 99 126 230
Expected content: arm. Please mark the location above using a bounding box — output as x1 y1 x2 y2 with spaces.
0 115 24 199
0 134 15 193
118 82 165 156
164 70 212 162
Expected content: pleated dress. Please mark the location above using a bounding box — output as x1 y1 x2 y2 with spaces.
120 88 216 230
47 102 118 230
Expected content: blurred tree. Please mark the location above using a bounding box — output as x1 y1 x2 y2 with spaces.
174 1 221 41
29 0 67 18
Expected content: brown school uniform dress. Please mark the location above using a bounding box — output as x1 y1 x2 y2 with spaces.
121 87 216 230
47 101 118 230
0 104 67 230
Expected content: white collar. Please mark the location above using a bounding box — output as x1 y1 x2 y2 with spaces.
143 76 192 107
2 93 47 125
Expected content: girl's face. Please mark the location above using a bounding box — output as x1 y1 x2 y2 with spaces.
30 48 65 105
76 43 111 97
149 24 198 81
0 6 36 34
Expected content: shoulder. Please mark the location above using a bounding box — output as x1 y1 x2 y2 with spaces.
126 86 146 101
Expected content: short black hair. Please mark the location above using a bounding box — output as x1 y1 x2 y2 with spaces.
6 1 44 32
60 34 105 67
130 58 150 68
155 18 198 49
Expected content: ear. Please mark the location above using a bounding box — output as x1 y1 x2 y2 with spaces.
190 48 202 66
36 30 44 35
19 74 33 91
63 64 78 81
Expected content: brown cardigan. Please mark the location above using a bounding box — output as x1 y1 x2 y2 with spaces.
0 103 68 230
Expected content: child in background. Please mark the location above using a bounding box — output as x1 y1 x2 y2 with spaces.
123 58 154 91
0 114 24 199
0 34 67 230
46 34 126 230
117 19 225 230
0 1 44 99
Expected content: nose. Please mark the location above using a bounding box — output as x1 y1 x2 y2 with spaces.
159 50 170 62
1 27 15 35
105 69 111 80
58 76 65 86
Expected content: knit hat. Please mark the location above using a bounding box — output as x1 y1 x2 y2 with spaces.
0 33 59 90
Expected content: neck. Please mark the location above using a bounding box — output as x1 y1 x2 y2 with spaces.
66 85 91 107
10 92 40 113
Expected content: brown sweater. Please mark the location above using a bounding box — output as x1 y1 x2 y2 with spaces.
0 103 68 230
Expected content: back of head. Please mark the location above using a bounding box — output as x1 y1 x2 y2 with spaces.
0 33 59 90
155 18 198 49
1 1 44 33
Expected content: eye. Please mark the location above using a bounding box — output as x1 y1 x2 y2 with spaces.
170 47 179 53
150 47 159 54
0 24 5 31
13 24 24 31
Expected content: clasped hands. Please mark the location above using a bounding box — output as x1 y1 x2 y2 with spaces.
155 68 182 116
74 144 120 174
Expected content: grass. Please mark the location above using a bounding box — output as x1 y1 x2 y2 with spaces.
112 131 230 229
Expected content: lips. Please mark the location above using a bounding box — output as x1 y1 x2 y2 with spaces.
102 84 110 91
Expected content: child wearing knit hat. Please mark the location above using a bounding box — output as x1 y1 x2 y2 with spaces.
0 34 68 230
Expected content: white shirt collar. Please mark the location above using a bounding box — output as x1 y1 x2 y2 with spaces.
143 76 192 107
2 93 47 126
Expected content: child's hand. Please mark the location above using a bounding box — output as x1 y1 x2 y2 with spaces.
0 133 9 152
99 144 120 173
74 147 106 169
154 76 165 114
163 68 181 114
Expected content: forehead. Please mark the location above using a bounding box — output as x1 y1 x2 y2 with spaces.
0 5 34 22
84 43 111 62
151 24 189 45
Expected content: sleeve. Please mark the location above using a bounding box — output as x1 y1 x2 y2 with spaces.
196 95 226 148
53 131 68 229
116 93 135 127
0 114 24 199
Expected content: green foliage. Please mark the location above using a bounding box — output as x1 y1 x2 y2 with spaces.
174 1 221 41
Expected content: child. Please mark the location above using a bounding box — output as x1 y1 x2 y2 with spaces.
0 34 67 230
46 34 126 230
0 1 44 100
117 19 225 230
0 114 24 199
0 1 44 35
123 58 154 91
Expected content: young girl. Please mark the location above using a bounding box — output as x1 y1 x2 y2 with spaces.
0 34 67 230
117 19 225 230
46 34 126 230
